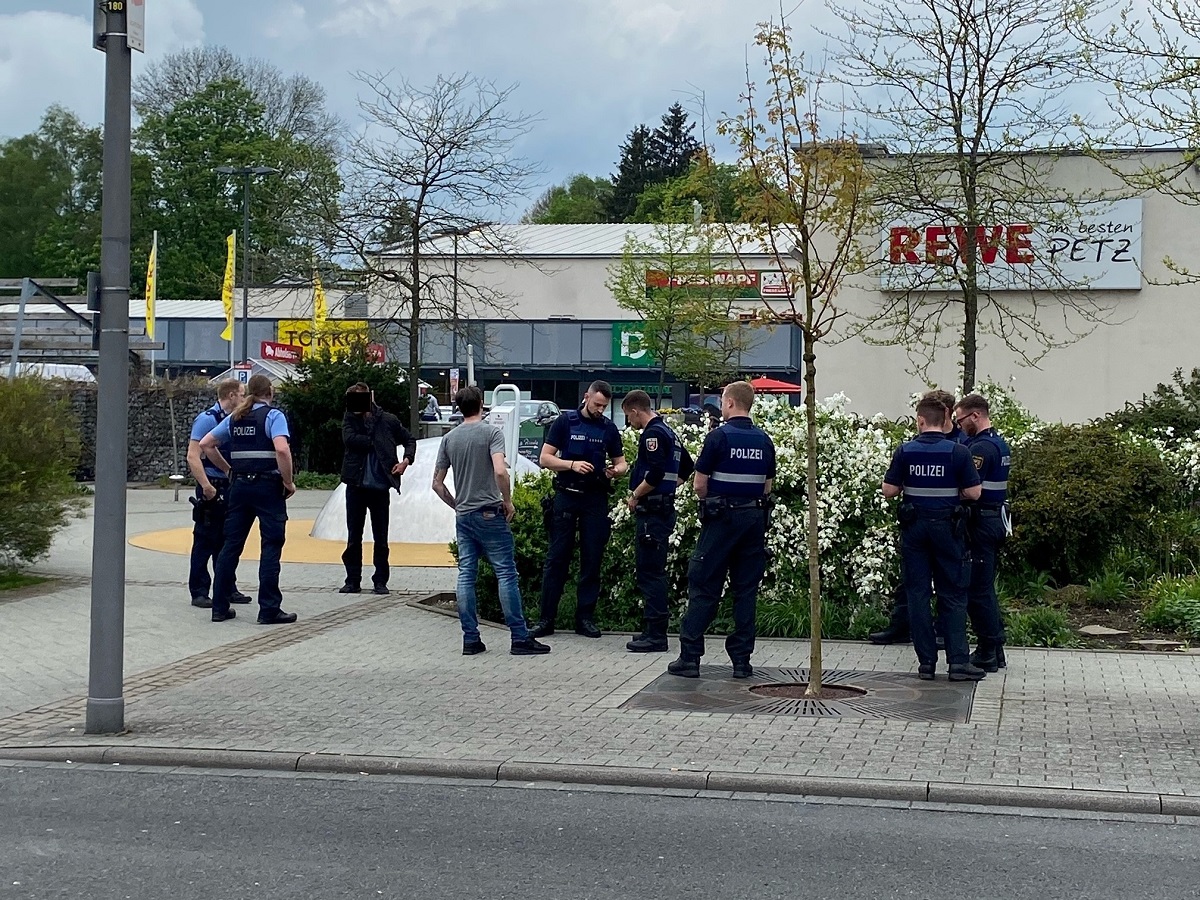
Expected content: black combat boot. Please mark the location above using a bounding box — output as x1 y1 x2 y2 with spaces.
627 619 668 653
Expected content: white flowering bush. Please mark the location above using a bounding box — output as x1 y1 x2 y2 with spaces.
593 395 908 638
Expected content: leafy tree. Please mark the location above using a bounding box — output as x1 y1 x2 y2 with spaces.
134 46 341 157
522 174 613 223
0 378 83 569
649 102 701 180
720 18 873 694
133 48 342 296
607 124 657 222
329 72 538 432
607 222 756 396
631 152 754 223
825 0 1110 393
277 343 412 474
135 78 341 299
0 107 102 282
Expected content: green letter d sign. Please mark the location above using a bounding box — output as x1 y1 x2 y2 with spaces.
613 321 653 367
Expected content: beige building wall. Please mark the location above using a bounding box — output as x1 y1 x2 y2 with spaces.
376 152 1199 421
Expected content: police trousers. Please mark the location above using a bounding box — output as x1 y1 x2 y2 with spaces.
679 506 768 663
188 478 240 600
967 511 1006 650
538 489 611 623
635 503 676 629
212 476 288 616
900 514 969 667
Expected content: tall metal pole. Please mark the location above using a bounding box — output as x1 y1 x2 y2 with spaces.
87 2 132 734
451 234 459 369
241 176 251 363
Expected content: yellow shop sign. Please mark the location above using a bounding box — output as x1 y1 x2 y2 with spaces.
276 319 369 355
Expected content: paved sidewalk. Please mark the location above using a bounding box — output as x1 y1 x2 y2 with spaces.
3 490 1200 815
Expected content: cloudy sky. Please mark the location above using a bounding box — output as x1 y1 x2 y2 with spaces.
1 0 846 216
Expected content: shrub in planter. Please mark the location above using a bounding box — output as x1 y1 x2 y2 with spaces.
1007 424 1178 585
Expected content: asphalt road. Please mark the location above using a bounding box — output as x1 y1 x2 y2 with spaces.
2 765 1199 900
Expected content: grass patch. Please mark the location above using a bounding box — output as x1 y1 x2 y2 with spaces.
0 571 49 591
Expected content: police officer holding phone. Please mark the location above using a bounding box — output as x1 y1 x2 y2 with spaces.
199 374 298 625
621 390 693 653
668 381 775 680
532 380 627 639
953 393 1012 672
882 396 985 681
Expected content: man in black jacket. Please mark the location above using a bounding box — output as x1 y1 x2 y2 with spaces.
340 382 417 594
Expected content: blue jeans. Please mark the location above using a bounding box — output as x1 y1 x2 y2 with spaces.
455 509 529 643
212 476 288 615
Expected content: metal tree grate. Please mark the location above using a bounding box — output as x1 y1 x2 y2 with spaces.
621 666 977 722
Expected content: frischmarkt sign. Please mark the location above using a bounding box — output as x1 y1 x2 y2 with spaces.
612 321 655 367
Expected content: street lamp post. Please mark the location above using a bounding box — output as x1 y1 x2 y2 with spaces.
432 223 490 371
215 165 279 362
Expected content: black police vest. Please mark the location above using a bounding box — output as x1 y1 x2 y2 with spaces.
707 420 772 498
631 417 682 497
971 429 1011 505
228 406 277 474
556 409 613 492
898 435 959 510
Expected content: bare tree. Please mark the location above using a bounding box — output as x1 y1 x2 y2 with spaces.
824 0 1114 392
330 72 540 431
1072 1 1200 282
720 18 873 696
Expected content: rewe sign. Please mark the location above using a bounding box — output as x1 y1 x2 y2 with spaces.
882 198 1143 291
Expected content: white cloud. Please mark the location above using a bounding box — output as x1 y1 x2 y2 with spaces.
0 3 205 137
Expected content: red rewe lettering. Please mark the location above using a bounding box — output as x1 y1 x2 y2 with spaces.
1005 224 1034 264
951 226 1005 264
924 226 953 265
889 227 921 263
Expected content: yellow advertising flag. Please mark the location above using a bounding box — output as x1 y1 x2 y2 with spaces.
313 270 328 330
220 230 236 342
144 231 157 340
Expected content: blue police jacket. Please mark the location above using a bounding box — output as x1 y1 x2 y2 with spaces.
546 408 623 493
884 432 979 511
968 428 1011 505
696 416 776 499
228 406 279 474
630 415 683 497
191 404 230 480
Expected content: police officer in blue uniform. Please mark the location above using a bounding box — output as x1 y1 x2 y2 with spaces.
199 374 298 625
954 393 1012 672
184 379 252 609
621 390 693 653
532 380 627 638
668 381 775 679
882 396 985 681
871 389 968 645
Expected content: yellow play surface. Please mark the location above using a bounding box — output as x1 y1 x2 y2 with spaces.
130 519 455 568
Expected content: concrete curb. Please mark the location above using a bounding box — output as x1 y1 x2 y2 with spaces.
2 744 1194 817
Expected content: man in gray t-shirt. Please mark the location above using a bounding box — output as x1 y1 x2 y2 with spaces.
433 385 551 658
